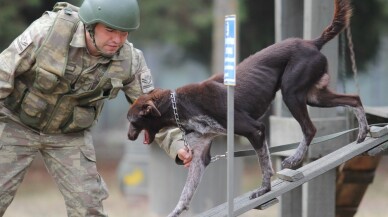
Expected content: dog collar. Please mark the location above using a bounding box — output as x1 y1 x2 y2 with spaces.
170 91 192 151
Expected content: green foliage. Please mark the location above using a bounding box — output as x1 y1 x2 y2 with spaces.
0 3 29 50
238 0 275 60
132 0 274 65
0 0 82 50
378 0 388 23
343 0 386 74
130 0 213 62
132 0 212 45
0 0 387 73
237 0 387 74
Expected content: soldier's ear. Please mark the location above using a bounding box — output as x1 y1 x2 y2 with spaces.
140 100 161 117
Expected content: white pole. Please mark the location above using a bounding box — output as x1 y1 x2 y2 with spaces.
224 14 236 217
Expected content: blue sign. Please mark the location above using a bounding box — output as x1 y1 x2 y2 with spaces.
224 15 236 86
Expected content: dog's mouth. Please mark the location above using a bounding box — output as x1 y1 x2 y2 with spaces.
128 123 156 144
143 129 151 144
143 129 155 145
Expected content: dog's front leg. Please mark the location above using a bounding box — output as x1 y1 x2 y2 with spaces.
168 138 211 217
168 155 206 217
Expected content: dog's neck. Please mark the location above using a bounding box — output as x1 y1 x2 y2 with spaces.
171 86 212 129
171 86 228 137
166 88 199 129
147 89 191 130
168 90 191 130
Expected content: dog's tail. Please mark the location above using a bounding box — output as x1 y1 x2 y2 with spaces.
313 0 352 50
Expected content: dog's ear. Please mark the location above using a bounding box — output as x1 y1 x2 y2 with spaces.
140 100 161 117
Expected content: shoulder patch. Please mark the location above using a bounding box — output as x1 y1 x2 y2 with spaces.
140 72 154 93
14 32 32 54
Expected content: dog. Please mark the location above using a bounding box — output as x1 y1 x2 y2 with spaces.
126 0 368 216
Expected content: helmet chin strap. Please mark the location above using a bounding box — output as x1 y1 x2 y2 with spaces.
86 25 117 58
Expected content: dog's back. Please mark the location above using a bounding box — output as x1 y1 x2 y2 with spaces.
210 0 352 120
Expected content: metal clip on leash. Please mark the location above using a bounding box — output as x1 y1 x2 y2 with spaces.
211 152 228 163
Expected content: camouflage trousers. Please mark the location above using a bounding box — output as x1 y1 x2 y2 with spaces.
0 119 109 217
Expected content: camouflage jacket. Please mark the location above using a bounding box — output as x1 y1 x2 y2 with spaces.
0 7 154 134
0 4 185 160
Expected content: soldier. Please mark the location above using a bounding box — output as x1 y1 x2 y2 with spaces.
0 0 192 216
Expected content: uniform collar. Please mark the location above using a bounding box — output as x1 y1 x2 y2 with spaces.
69 22 86 48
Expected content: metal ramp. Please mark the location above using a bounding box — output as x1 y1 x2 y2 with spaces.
196 126 388 217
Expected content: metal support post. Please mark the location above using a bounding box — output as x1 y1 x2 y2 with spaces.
224 15 236 217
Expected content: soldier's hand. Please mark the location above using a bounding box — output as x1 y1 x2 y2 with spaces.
177 148 192 168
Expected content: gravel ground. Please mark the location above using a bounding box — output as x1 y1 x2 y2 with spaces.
3 156 387 217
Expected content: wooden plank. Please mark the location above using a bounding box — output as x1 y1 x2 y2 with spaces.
369 126 388 138
196 135 388 217
255 198 279 210
277 168 304 182
367 126 388 156
367 142 388 156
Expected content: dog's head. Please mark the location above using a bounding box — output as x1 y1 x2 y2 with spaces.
127 89 165 144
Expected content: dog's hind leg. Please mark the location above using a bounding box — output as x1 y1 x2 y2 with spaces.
307 86 369 143
236 119 274 199
168 136 212 217
281 93 317 169
279 57 336 169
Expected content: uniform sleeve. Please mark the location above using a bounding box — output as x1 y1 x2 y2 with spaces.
154 127 186 163
122 48 154 103
0 13 53 99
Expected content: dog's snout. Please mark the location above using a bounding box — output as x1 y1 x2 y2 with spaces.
127 133 135 140
127 123 139 141
127 130 139 141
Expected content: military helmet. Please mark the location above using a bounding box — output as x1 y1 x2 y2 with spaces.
78 0 140 32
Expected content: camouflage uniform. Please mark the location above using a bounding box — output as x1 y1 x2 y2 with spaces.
0 5 184 217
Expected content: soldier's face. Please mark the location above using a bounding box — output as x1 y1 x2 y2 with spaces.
87 23 128 56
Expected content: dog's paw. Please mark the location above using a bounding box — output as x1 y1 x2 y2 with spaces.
167 210 184 217
281 156 302 169
249 187 270 200
168 202 189 217
356 135 366 143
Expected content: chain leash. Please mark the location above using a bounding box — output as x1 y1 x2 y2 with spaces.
170 91 228 163
170 91 191 151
